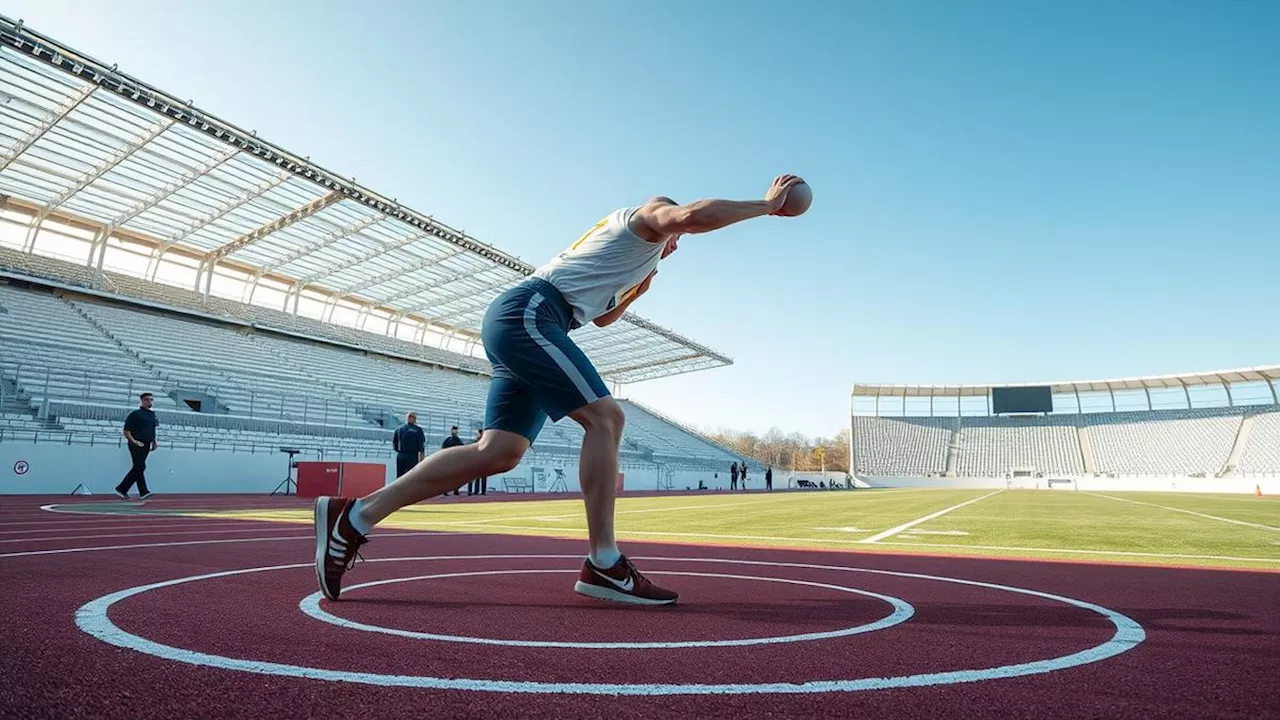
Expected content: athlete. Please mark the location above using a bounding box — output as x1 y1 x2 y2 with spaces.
314 174 807 605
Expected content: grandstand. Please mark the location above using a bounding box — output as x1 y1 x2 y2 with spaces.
0 17 752 493
850 368 1280 493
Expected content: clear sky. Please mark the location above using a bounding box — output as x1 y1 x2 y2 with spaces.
5 0 1278 438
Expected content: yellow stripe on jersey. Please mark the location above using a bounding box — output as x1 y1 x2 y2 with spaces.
567 218 608 253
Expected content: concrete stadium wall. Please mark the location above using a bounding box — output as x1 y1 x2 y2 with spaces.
0 443 733 495
860 474 1280 495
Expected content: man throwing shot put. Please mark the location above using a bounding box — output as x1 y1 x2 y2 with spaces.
314 174 807 605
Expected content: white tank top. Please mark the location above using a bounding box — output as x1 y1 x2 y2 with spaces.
532 206 667 327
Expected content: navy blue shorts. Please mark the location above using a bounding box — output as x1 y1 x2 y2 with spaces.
481 277 610 442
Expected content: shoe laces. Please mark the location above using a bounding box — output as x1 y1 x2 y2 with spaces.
617 554 644 582
344 547 364 571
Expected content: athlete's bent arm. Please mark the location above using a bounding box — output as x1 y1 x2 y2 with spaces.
593 269 656 327
630 174 804 240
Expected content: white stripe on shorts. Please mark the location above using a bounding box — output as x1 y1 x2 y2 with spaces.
524 293 599 405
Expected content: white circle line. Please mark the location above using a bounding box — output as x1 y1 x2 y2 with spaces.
75 554 1146 695
298 569 915 649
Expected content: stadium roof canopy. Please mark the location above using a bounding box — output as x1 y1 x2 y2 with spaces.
852 365 1280 398
0 15 730 384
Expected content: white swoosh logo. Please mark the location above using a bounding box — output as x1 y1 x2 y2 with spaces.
593 568 634 592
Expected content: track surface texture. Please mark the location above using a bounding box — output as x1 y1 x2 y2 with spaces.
2 494 1278 719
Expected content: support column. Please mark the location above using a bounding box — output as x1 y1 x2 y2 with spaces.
1223 381 1234 407
1108 384 1116 412
1144 387 1152 411
1269 379 1279 406
1074 387 1083 414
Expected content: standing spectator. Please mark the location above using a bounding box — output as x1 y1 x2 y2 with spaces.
392 412 426 479
765 465 773 491
729 461 738 490
442 426 464 495
116 392 159 500
468 428 488 496
740 460 748 490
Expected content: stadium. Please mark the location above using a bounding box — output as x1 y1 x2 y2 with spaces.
1 11 1277 720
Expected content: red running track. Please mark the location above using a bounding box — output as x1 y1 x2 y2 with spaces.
1 495 1278 719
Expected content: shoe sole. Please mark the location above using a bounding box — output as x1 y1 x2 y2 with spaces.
314 497 338 601
573 580 677 606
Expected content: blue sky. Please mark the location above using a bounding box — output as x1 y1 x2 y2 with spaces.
7 0 1278 437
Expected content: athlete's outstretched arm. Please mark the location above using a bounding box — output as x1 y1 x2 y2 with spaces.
630 175 804 241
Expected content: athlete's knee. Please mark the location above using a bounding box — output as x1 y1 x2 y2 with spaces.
572 397 625 440
476 431 527 474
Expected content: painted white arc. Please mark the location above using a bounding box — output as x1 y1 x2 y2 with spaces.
860 491 1003 543
298 569 915 649
74 554 1146 696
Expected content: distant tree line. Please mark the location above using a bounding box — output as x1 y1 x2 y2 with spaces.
705 427 850 473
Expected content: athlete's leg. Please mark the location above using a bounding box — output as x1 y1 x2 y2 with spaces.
568 397 625 566
356 429 527 528
356 375 545 530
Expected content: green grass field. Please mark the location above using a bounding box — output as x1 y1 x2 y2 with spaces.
207 488 1280 570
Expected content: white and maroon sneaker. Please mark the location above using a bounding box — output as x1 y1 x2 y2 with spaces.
573 555 678 605
314 496 367 601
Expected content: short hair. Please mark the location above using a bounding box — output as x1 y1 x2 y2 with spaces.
140 392 153 400
450 425 458 430
648 196 677 206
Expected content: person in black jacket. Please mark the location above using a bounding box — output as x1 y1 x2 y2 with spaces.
442 426 464 495
467 429 488 496
116 392 159 500
392 412 426 478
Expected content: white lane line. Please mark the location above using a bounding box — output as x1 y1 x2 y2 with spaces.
859 491 1003 544
1088 493 1280 532
0 526 307 544
872 540 1280 565
397 522 886 545
402 499 778 526
902 530 970 536
0 531 443 559
0 521 282 535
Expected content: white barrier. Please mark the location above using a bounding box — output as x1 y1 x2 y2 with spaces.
860 474 1279 495
0 443 737 495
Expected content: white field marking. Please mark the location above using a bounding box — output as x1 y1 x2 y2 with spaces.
0 521 279 535
1087 493 1280 532
406 522 1280 565
812 527 867 533
0 531 444 559
859 491 1003 544
902 530 970 536
870 540 1280 565
0 526 308 544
